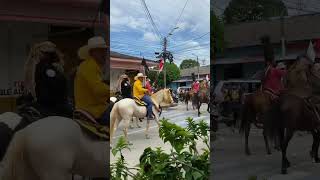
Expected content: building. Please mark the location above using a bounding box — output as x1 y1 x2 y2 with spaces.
213 13 320 83
0 0 106 112
110 51 159 95
170 65 210 90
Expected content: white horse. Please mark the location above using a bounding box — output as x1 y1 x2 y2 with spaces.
110 89 173 145
0 116 108 180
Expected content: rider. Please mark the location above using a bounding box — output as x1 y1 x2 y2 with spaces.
133 73 154 120
117 74 132 99
75 36 109 126
23 41 73 118
262 59 287 99
145 78 153 94
191 73 200 95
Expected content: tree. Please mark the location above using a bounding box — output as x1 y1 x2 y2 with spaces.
180 59 199 70
152 62 180 88
223 0 288 24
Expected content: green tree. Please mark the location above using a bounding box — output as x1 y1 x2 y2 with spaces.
180 59 200 70
156 62 180 88
223 0 288 24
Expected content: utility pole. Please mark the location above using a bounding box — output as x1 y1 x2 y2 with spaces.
192 53 200 80
163 37 167 88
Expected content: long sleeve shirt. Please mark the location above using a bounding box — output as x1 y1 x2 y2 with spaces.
133 80 148 99
74 57 109 119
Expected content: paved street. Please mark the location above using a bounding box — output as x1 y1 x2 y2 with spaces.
212 124 320 180
110 102 209 168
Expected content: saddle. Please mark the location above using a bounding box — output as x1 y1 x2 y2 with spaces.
73 109 109 141
133 97 147 106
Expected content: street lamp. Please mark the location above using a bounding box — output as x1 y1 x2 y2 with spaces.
192 53 200 80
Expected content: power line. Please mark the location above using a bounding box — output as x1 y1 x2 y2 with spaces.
169 32 210 49
140 0 163 39
168 0 190 35
171 42 210 53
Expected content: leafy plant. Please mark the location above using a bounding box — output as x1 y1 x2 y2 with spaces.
110 118 210 180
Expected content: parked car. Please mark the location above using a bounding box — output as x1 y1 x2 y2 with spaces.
213 79 261 104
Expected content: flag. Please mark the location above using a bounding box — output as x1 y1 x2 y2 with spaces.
159 58 164 72
307 40 316 62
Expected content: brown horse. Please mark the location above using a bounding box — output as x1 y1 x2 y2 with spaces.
184 90 197 111
240 89 278 155
264 56 320 174
194 81 210 117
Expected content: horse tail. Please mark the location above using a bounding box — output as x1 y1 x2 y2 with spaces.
1 130 30 180
110 102 120 143
239 95 251 134
263 98 282 141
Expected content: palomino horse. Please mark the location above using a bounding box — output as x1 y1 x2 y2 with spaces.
110 89 173 145
194 81 210 117
264 56 320 174
240 89 276 155
0 116 108 179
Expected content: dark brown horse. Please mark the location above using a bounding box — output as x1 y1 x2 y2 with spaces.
240 89 277 155
184 90 197 111
264 56 320 174
194 81 210 117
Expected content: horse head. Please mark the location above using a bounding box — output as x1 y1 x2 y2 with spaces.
163 88 174 104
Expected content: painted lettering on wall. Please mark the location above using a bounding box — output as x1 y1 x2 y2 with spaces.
0 81 24 96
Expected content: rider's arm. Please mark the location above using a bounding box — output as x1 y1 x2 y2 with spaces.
79 64 109 99
136 81 148 93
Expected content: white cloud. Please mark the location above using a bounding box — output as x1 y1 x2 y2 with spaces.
143 32 159 42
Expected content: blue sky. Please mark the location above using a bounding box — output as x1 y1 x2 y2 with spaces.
110 0 210 66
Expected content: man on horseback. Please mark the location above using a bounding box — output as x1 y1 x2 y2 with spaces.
117 74 132 99
191 73 200 95
75 36 109 126
23 41 73 119
133 73 154 120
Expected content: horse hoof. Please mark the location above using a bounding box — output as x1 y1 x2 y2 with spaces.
138 126 141 128
267 151 272 155
145 135 151 139
129 126 134 129
281 169 288 174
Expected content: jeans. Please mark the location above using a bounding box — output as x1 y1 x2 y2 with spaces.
141 95 153 118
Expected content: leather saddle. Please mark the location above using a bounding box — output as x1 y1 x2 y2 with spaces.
73 109 109 141
133 97 147 106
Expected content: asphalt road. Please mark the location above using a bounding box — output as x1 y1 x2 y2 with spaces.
212 124 320 180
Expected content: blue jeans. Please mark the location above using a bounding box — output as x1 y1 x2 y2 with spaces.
141 95 153 117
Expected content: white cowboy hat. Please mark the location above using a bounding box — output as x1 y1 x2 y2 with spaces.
276 62 286 69
134 73 146 80
78 36 108 60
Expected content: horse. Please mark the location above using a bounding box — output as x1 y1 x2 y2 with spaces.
0 115 108 180
184 90 197 111
194 81 210 117
109 89 173 145
264 56 320 174
239 90 277 155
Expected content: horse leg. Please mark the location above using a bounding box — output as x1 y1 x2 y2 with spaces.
129 118 134 129
145 120 151 139
245 123 251 155
136 118 141 128
198 103 201 117
263 129 272 155
122 117 131 143
311 130 320 162
281 128 294 174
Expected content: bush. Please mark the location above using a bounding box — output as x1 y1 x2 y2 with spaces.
111 117 210 180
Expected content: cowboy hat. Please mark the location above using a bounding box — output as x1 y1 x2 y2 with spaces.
78 36 108 60
134 73 146 80
276 62 286 69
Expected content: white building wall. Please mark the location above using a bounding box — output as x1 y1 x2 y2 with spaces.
0 21 48 97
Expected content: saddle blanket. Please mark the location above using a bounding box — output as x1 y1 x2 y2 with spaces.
73 110 109 141
134 97 147 106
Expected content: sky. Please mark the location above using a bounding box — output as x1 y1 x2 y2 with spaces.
213 0 320 16
110 0 210 66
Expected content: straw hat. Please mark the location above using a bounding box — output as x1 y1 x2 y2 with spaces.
78 36 108 60
134 73 146 80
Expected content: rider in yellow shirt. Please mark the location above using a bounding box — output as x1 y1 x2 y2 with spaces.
74 36 109 125
133 73 154 120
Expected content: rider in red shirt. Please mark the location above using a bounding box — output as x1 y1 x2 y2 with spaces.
145 78 152 94
263 60 287 97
